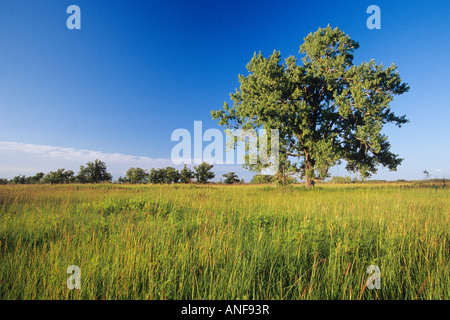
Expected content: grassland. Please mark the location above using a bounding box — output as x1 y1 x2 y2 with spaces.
0 182 448 299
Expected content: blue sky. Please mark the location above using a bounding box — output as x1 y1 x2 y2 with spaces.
0 0 449 181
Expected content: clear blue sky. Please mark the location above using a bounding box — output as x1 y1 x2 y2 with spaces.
0 0 449 181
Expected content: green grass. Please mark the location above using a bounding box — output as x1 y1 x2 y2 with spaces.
0 183 448 299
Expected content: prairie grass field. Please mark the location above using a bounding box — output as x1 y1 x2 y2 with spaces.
0 183 448 300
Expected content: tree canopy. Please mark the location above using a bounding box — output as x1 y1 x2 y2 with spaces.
125 167 149 184
180 164 194 183
76 160 112 183
211 26 409 186
222 172 240 184
194 162 215 184
43 169 74 184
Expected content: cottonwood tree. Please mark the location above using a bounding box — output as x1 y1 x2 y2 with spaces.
212 26 409 187
180 165 194 183
148 168 165 184
164 167 181 183
11 175 27 184
28 172 45 184
125 167 148 184
43 169 75 184
194 162 215 184
222 172 240 184
76 160 112 183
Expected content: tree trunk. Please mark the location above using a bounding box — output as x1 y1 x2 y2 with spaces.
305 176 315 188
304 154 315 188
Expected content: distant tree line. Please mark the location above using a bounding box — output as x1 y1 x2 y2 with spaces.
0 159 309 186
0 160 222 185
0 160 113 185
117 163 216 184
1 163 390 186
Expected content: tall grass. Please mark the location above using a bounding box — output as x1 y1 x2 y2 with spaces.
0 183 448 299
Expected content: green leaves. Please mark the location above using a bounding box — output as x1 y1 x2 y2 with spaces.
222 172 240 184
212 26 409 185
194 162 215 184
300 25 359 77
43 169 75 184
125 167 149 184
77 160 112 183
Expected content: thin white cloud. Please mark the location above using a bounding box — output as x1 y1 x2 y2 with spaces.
0 142 165 163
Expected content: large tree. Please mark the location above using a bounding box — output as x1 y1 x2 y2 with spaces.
194 162 215 184
180 164 194 183
222 172 240 184
148 168 167 184
76 160 112 183
125 167 148 184
43 169 75 184
212 26 409 186
163 167 180 183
